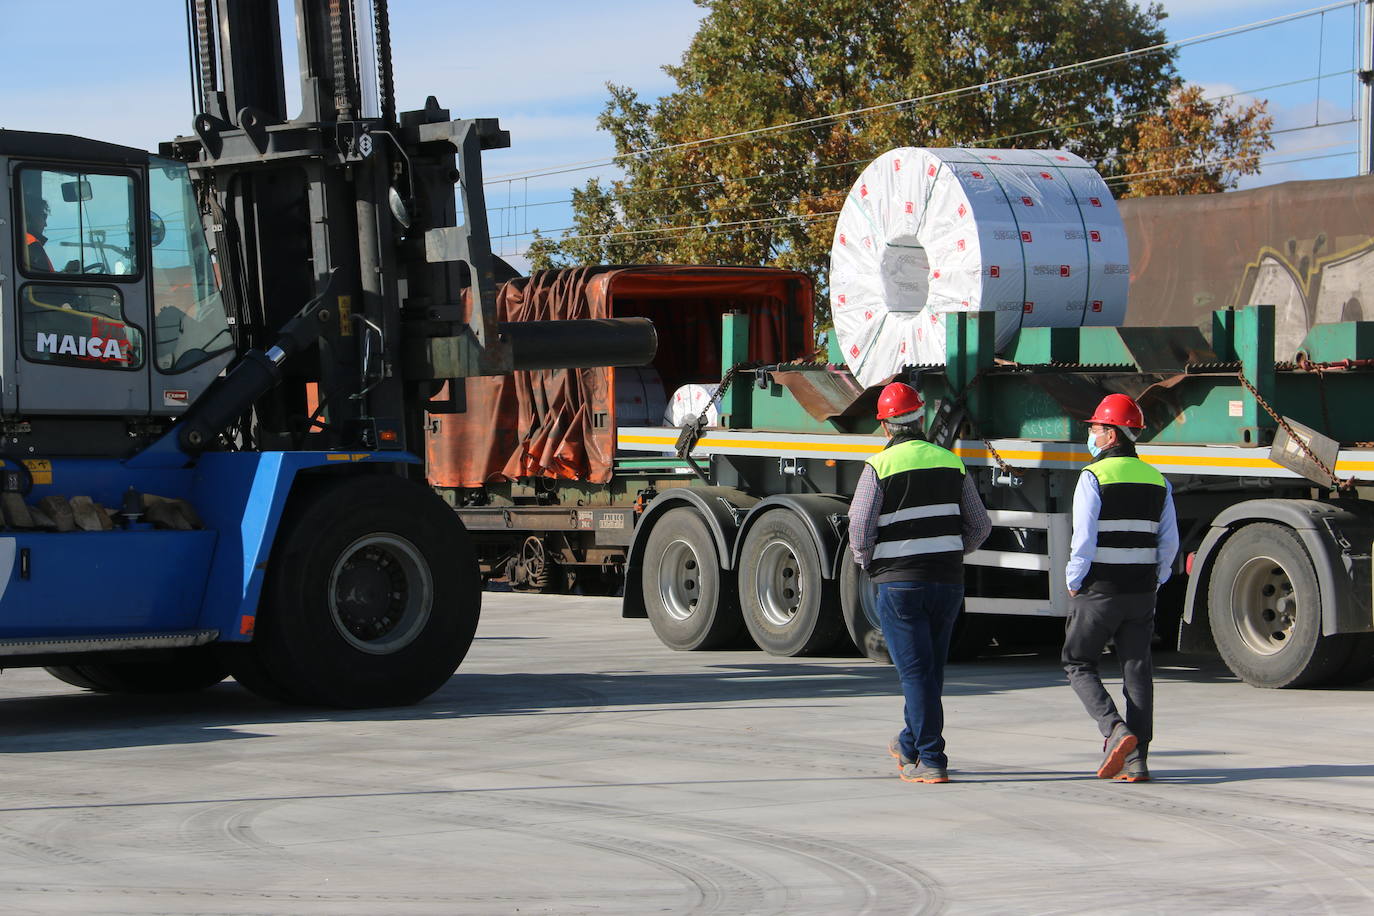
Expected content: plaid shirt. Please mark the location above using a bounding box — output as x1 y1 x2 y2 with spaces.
849 463 991 570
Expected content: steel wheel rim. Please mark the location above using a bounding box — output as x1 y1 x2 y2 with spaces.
328 534 433 655
1230 554 1298 657
657 538 703 622
756 539 804 627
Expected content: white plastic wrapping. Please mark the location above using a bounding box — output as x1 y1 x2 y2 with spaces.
663 384 720 428
829 147 1130 386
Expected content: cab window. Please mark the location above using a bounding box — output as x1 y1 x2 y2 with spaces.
149 157 234 372
17 167 139 278
19 284 145 370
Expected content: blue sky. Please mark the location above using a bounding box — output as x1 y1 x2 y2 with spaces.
0 1 1361 269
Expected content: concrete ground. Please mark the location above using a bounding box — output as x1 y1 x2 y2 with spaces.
2 594 1372 915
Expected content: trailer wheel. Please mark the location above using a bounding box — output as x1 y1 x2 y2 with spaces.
1328 633 1374 686
641 507 740 650
231 474 480 707
840 557 888 663
738 511 843 656
44 649 229 694
1207 523 1347 688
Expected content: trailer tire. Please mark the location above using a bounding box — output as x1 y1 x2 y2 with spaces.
1207 523 1346 688
45 649 229 694
234 474 480 707
641 508 740 650
840 557 888 663
738 510 842 656
1328 633 1374 686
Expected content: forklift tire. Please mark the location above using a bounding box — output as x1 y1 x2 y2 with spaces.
840 557 888 663
738 510 843 656
641 507 741 651
233 474 480 707
45 648 229 694
1207 523 1347 688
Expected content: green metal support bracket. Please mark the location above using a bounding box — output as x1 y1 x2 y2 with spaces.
719 311 750 429
945 311 996 430
1234 304 1276 443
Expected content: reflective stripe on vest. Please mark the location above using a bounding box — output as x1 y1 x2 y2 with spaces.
865 439 966 579
1084 456 1166 592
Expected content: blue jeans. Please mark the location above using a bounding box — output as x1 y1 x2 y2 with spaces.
877 580 964 769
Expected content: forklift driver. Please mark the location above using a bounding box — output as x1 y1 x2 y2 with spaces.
21 184 56 273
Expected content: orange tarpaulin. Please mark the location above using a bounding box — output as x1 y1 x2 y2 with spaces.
426 265 813 487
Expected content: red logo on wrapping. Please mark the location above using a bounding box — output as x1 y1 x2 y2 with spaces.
899 341 907 354
1021 197 1033 207
957 203 967 218
1023 301 1035 313
860 183 868 198
1091 300 1103 312
894 159 902 171
863 236 872 248
928 164 937 177
838 293 846 304
989 265 1000 278
850 344 860 357
1059 265 1071 278
1089 230 1101 242
971 170 984 179
1089 197 1101 207
864 310 874 320
956 239 966 251
1056 155 1069 161
932 269 941 279
839 233 846 245
1020 230 1033 242
1040 172 1052 180
905 201 914 214
988 154 1002 160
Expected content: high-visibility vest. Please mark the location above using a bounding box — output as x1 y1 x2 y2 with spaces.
24 232 53 272
865 438 966 584
1082 456 1167 594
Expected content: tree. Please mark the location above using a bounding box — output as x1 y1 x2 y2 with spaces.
1119 85 1273 197
532 0 1215 327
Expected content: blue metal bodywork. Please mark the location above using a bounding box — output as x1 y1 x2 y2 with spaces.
0 451 418 643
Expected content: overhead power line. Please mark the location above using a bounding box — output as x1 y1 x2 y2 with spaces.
507 144 1356 259
484 0 1357 186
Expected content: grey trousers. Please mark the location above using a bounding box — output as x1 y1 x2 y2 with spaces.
1062 588 1155 747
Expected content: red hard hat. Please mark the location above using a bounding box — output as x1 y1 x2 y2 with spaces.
876 382 925 420
1087 393 1144 429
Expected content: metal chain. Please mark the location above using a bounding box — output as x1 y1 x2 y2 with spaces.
1235 368 1353 492
955 369 1023 478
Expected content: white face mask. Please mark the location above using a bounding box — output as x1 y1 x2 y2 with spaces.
1087 430 1103 458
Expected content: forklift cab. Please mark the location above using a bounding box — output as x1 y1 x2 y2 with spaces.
1 130 234 426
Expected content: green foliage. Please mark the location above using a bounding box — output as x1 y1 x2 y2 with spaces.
538 0 1196 327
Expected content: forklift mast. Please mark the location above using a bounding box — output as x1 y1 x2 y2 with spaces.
164 0 649 456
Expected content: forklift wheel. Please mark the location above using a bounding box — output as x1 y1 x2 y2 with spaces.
231 474 480 707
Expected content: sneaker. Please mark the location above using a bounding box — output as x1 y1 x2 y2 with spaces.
1097 723 1138 779
888 735 916 767
1114 758 1150 782
900 762 950 784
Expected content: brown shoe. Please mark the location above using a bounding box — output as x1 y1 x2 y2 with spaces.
1096 723 1138 779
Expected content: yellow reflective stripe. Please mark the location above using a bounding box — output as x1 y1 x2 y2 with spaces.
1087 457 1166 488
868 440 965 478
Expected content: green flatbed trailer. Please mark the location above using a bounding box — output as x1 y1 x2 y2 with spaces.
452 299 1374 688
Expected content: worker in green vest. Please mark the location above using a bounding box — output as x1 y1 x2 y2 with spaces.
1064 393 1179 783
850 381 990 784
